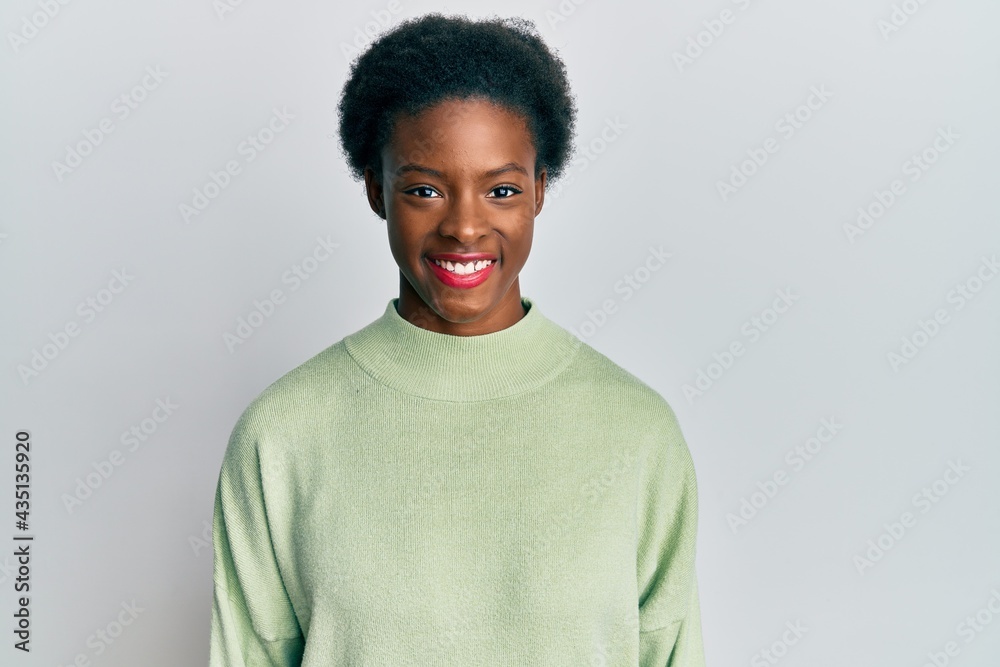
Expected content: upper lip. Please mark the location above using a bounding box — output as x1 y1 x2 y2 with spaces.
426 252 497 262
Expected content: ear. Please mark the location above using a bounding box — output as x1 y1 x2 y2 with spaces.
363 166 386 219
534 167 547 216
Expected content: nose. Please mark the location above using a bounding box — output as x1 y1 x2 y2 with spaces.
437 190 489 243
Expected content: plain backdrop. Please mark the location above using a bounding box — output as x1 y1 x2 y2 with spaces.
2 0 999 665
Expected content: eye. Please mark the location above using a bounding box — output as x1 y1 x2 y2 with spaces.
404 186 441 198
488 184 522 198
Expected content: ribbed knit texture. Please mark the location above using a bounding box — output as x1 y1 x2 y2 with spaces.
209 296 705 666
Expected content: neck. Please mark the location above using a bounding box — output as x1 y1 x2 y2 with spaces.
396 274 527 336
343 296 583 402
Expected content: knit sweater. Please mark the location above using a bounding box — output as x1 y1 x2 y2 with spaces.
209 296 705 666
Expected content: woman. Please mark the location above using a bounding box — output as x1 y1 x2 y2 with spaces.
209 13 704 666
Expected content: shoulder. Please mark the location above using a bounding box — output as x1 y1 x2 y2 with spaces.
563 338 684 431
559 337 695 482
227 339 355 445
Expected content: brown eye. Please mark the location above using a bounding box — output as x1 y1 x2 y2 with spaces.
489 185 522 198
405 186 440 198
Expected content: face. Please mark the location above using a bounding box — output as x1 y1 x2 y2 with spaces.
363 97 546 336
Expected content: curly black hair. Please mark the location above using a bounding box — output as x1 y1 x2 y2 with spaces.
336 13 577 189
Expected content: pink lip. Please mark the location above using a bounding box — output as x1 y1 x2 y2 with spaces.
426 256 496 289
426 252 497 262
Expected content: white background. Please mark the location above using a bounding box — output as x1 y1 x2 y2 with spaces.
1 0 999 665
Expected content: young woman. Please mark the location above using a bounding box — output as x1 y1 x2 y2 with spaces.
209 13 705 666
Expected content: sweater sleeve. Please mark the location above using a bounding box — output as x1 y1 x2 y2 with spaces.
636 404 706 666
209 411 305 666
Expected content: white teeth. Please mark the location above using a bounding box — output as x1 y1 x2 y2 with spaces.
433 259 494 274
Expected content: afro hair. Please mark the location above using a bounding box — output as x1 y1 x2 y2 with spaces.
336 13 578 189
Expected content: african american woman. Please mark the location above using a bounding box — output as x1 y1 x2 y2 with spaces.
209 13 705 667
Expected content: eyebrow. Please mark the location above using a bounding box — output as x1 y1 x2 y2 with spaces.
394 161 529 179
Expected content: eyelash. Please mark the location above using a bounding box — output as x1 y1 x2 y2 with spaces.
405 185 523 199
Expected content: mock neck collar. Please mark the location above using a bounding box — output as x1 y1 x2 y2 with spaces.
343 296 582 402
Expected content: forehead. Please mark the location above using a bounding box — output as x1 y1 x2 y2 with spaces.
383 98 535 170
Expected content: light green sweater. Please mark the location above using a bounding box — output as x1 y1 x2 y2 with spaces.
209 296 705 666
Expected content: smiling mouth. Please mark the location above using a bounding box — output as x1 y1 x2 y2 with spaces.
430 258 496 275
425 256 496 288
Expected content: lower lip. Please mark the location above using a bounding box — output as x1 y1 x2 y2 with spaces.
426 257 496 289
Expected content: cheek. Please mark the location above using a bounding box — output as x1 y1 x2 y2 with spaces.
511 217 535 248
385 229 408 262
503 223 534 270
386 227 426 270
